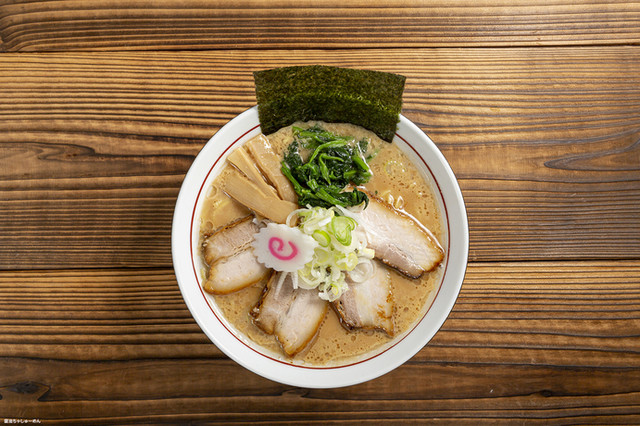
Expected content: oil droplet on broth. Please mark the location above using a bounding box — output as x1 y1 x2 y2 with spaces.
206 184 218 198
385 160 406 176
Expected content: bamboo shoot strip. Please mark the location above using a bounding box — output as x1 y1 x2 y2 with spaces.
245 134 298 203
227 146 279 199
220 169 297 224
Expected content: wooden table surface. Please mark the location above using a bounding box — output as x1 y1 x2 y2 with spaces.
1 1 639 424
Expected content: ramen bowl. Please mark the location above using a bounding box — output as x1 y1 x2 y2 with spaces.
172 106 468 388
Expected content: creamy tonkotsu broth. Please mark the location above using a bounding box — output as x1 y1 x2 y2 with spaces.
199 122 444 366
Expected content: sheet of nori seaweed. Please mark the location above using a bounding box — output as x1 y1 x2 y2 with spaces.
253 66 405 142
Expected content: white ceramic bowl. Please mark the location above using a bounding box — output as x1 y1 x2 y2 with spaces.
172 106 468 388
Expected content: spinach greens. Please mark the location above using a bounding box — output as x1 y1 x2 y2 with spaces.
281 125 374 209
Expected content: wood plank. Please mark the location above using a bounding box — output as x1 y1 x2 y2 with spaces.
0 47 638 268
0 360 639 424
0 262 638 423
1 0 640 51
0 262 637 363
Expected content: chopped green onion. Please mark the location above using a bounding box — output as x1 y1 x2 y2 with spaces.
331 215 356 246
312 230 331 247
292 205 374 301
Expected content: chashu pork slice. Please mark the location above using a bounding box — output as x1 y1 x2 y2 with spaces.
202 215 269 294
333 260 394 336
252 272 328 356
358 192 444 279
203 215 257 264
251 272 297 334
204 247 269 294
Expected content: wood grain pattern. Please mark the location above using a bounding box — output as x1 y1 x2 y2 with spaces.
1 0 640 51
0 261 638 423
1 47 638 268
1 3 639 421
